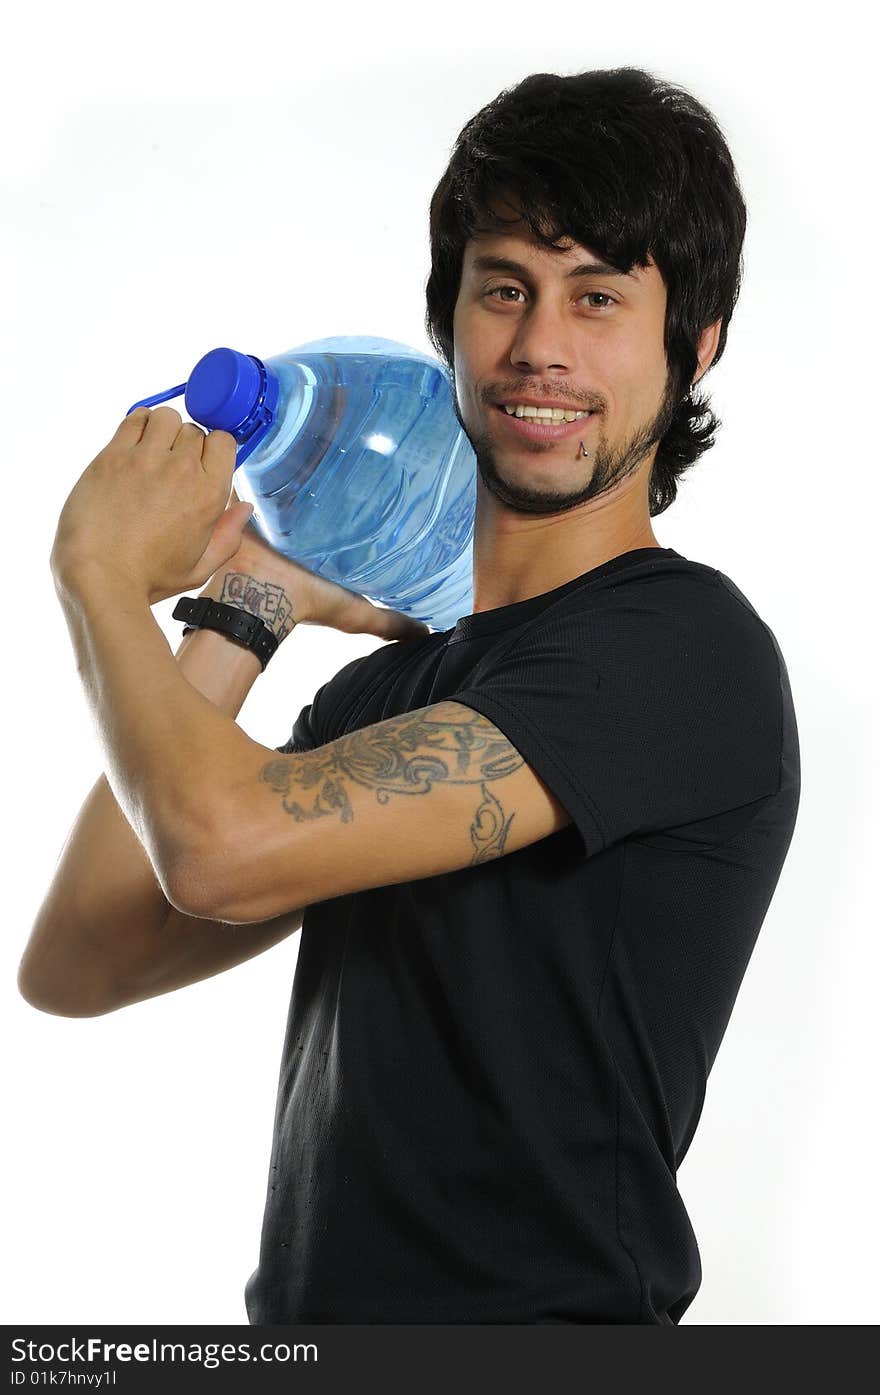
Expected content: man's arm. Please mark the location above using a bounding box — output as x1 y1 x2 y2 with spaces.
18 624 306 1017
21 537 316 1016
49 461 433 931
51 561 269 911
27 503 429 1015
182 700 573 925
51 555 570 930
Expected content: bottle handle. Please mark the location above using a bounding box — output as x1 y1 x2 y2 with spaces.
124 383 265 469
126 383 188 413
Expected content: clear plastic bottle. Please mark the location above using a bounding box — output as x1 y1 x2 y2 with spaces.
127 336 476 632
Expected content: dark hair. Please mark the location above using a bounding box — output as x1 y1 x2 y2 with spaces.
424 67 747 515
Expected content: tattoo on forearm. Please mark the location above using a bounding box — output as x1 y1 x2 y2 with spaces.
219 571 296 642
257 703 523 866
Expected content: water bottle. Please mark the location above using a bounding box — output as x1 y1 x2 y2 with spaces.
126 336 477 632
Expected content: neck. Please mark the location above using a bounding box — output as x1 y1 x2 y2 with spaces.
470 469 661 614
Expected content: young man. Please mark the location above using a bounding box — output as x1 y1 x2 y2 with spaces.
24 67 800 1324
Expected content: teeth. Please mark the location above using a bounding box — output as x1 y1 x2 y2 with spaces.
503 404 591 421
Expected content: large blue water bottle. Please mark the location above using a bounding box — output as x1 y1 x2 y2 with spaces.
126 336 477 632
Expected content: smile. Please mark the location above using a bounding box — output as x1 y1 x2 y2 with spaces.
493 404 596 441
503 404 591 421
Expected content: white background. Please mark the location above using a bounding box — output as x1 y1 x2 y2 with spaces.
3 0 877 1326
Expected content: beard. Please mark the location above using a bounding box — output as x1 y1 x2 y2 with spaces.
451 369 680 517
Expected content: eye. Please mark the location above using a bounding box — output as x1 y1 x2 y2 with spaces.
484 285 526 303
484 285 616 310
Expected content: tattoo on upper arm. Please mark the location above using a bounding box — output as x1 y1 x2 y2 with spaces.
469 783 516 863
257 703 524 865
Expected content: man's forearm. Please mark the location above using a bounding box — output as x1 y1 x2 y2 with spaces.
53 564 271 903
175 622 264 715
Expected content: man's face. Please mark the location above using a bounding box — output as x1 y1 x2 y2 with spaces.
451 207 679 516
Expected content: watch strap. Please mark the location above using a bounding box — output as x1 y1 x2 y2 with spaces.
171 596 279 672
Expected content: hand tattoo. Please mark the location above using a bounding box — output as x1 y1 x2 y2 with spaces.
218 571 296 642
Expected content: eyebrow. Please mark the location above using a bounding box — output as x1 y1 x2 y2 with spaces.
469 254 639 282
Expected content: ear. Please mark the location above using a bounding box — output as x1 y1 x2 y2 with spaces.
694 317 723 385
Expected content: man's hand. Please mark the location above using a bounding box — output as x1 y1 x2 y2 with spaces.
50 400 431 644
50 406 254 605
204 486 432 645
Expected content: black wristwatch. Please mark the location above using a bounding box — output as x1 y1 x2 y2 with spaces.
172 596 279 672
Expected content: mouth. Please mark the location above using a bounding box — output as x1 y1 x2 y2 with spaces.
492 403 597 442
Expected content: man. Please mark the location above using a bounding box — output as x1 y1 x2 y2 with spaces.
23 67 800 1323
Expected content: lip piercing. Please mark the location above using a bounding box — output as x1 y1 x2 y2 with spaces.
579 441 590 458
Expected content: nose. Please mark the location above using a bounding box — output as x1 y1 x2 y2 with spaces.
508 298 576 376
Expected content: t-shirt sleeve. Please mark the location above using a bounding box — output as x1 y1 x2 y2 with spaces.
275 701 319 755
272 647 392 755
447 585 783 858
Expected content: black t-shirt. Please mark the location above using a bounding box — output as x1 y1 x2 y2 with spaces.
244 547 800 1325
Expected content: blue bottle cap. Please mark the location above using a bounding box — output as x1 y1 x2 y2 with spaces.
127 347 279 469
184 348 263 432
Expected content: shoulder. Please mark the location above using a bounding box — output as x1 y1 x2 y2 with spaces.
570 554 782 664
287 631 445 751
501 554 775 663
